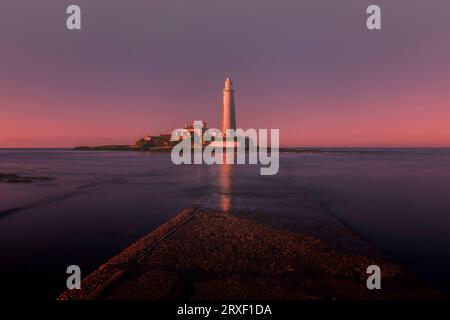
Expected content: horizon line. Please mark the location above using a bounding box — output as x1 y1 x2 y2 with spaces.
2 146 450 150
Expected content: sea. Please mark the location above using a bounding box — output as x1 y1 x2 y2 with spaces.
0 148 449 299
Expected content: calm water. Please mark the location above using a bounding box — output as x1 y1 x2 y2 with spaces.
0 148 449 298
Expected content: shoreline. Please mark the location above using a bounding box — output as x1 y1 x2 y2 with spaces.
58 197 444 300
72 146 450 155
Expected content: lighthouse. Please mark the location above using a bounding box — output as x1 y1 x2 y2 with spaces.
221 77 236 135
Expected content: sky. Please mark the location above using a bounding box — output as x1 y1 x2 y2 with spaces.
1 0 450 148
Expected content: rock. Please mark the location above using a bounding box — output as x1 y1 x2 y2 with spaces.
0 173 54 184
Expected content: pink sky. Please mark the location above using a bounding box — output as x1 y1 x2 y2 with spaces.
1 0 449 148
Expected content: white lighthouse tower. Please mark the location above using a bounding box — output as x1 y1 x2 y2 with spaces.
221 77 236 135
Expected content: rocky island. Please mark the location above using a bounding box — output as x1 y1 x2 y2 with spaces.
74 133 176 152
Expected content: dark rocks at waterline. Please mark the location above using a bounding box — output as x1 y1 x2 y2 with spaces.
0 173 54 184
74 145 136 151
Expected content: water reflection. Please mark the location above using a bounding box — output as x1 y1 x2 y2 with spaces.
219 164 232 212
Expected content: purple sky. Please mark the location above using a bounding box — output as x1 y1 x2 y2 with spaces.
1 0 450 147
